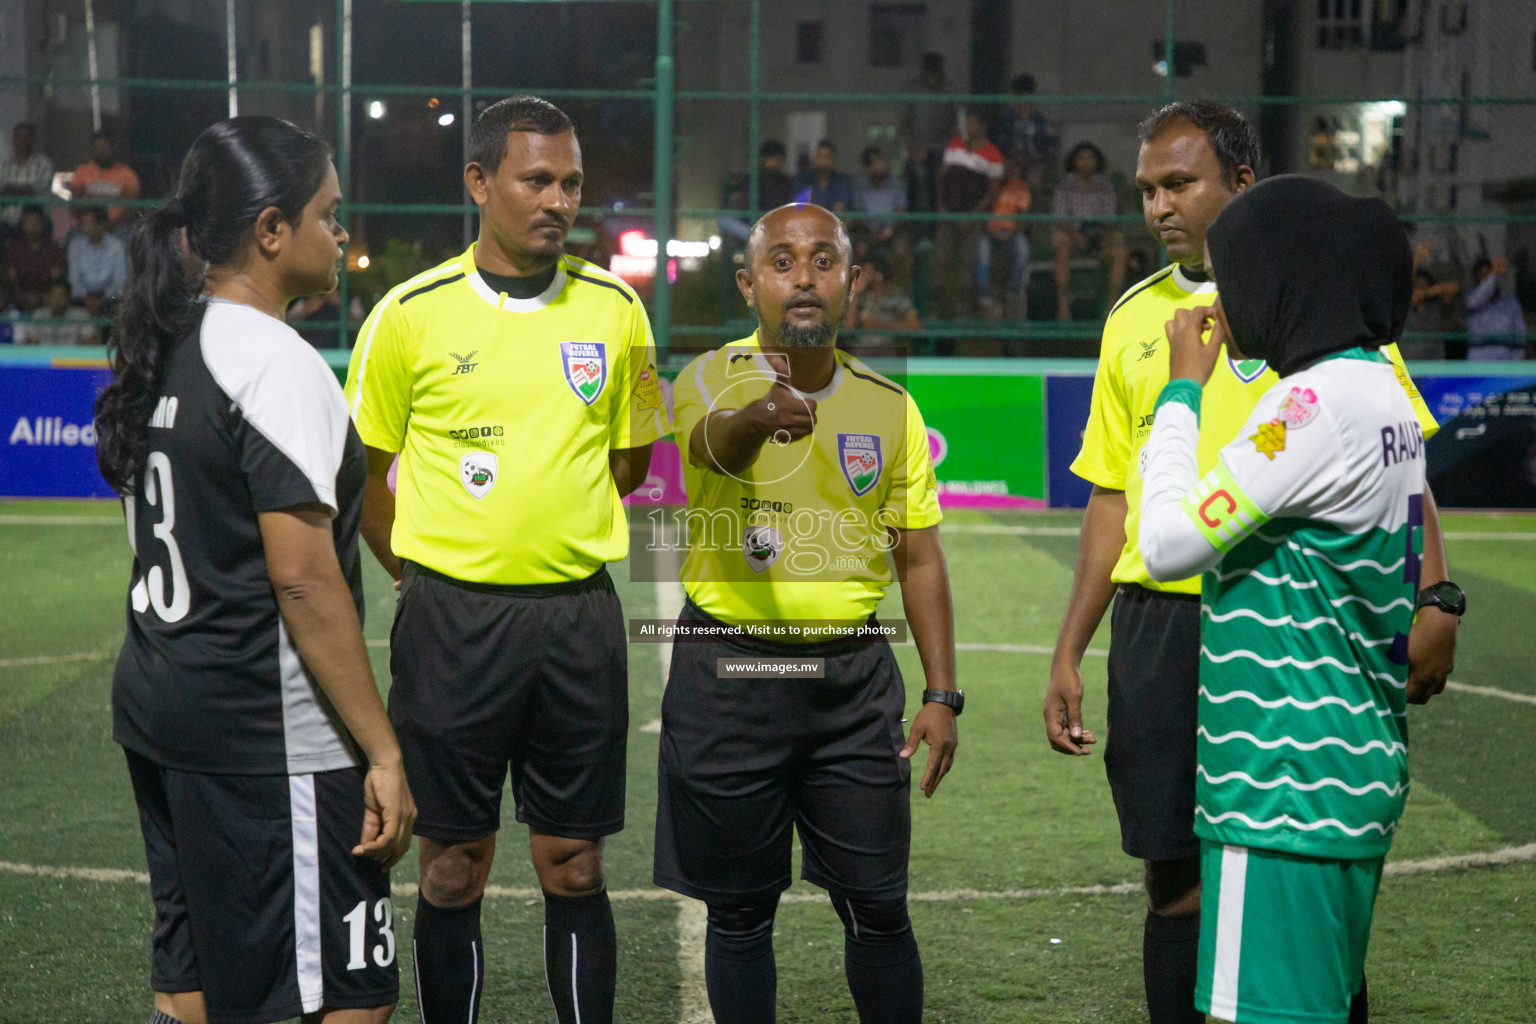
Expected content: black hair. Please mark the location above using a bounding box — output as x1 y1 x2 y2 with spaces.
1065 141 1106 175
861 146 885 167
865 251 893 279
1010 73 1037 95
816 138 836 155
78 205 108 226
1414 268 1435 284
760 139 786 159
19 203 45 223
1137 100 1261 188
920 52 944 75
468 95 575 176
92 129 112 143
94 116 331 495
1473 257 1492 276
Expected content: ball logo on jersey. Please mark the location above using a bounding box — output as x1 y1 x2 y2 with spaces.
838 433 883 497
1228 355 1269 384
742 524 782 573
460 452 498 499
561 341 608 406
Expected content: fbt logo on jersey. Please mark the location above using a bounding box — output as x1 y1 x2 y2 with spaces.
9 415 97 447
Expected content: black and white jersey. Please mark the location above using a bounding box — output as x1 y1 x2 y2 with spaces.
112 298 367 775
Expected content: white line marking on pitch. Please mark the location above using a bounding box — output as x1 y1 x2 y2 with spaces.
0 652 114 669
647 526 708 1023
1444 681 1536 706
8 844 1534 901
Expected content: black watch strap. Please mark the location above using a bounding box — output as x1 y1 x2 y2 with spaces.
922 688 964 716
1415 581 1466 617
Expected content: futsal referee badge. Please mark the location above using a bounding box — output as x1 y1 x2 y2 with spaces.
561 341 608 406
460 452 498 499
838 433 883 497
742 524 783 573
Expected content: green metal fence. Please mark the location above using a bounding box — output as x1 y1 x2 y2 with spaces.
3 0 1534 357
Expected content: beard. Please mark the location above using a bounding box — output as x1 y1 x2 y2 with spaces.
767 318 837 349
760 297 846 349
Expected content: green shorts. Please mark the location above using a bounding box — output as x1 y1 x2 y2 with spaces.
1196 840 1384 1024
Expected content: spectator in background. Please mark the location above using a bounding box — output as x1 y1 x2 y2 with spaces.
850 250 920 350
977 155 1032 322
854 146 907 242
792 139 855 212
3 205 65 311
995 74 1059 189
67 206 128 313
1404 242 1461 360
1051 141 1126 320
1 122 54 237
15 279 96 346
936 108 1004 318
70 130 141 227
1465 256 1529 360
901 51 956 224
718 140 796 245
756 139 794 211
288 287 366 349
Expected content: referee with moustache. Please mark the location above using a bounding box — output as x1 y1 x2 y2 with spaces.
656 203 959 1024
1042 101 1462 1024
345 96 669 1024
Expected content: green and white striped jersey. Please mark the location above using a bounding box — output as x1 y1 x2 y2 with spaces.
1140 349 1427 860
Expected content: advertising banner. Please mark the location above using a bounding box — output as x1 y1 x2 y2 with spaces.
1417 372 1536 508
1 365 115 498
1044 374 1096 509
903 373 1048 509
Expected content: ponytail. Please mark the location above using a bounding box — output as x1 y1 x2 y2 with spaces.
93 116 331 495
94 199 202 494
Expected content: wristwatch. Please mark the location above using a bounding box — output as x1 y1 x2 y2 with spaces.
1415 580 1467 617
922 688 965 716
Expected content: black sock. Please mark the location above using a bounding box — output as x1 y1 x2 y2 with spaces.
1348 973 1369 1024
543 889 617 1024
705 901 779 1024
1144 909 1203 1024
413 895 485 1024
832 896 923 1024
148 1011 185 1024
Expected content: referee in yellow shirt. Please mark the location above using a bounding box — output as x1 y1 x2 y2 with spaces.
655 204 958 1024
344 96 669 1024
1043 101 1461 1024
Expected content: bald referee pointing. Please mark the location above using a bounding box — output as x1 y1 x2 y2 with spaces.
656 203 958 1024
344 96 669 1024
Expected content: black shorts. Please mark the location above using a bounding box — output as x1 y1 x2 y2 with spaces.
389 561 628 842
654 600 912 903
1104 583 1202 862
125 750 397 1024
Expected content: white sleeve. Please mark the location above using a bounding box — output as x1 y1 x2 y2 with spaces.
1139 381 1225 582
1141 377 1351 582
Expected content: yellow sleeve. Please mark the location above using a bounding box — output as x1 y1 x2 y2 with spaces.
608 301 670 449
885 392 943 529
1070 324 1132 489
344 297 413 453
671 351 733 468
1381 342 1439 440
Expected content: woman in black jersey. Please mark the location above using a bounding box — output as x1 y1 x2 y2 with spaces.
95 117 414 1024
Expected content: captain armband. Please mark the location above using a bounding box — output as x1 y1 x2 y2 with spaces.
1178 462 1269 554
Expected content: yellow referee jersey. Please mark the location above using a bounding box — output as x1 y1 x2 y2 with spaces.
672 335 942 633
1072 263 1438 594
345 246 670 584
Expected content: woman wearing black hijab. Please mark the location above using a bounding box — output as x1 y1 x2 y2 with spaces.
1132 176 1457 1024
